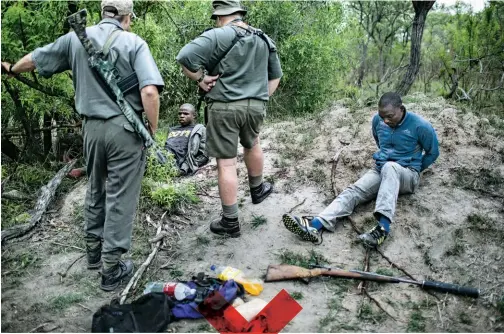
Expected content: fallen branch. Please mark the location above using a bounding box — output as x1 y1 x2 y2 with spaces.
120 224 163 304
363 288 397 321
287 198 307 214
77 303 94 313
50 241 85 252
1 189 33 201
196 191 220 199
148 231 169 243
330 150 343 197
170 216 191 225
57 254 86 278
29 322 53 333
1 160 76 242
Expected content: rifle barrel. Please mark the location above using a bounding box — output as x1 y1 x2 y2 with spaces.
309 265 480 298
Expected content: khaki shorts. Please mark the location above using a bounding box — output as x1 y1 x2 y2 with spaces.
206 99 267 159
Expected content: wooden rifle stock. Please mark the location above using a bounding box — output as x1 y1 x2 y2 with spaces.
264 264 399 284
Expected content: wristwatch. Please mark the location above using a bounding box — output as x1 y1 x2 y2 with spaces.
197 69 207 84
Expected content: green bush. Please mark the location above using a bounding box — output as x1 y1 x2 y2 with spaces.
140 131 199 213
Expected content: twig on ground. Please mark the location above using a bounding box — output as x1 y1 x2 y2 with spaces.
358 249 370 292
120 224 164 304
196 190 220 199
148 231 169 243
170 217 190 225
77 303 93 312
44 326 60 332
437 302 444 329
347 216 363 234
375 248 418 282
57 254 86 278
50 242 85 252
330 150 343 197
287 198 307 214
363 288 397 321
29 322 52 333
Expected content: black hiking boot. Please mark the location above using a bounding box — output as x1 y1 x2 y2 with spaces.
100 259 134 292
358 224 389 248
210 217 241 237
282 214 323 244
250 182 273 204
86 244 102 270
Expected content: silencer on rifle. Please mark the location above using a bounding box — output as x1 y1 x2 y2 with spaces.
421 280 480 298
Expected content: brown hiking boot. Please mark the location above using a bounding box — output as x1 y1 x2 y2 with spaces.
209 217 241 237
100 259 134 292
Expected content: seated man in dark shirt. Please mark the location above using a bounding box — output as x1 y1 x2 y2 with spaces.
165 103 209 175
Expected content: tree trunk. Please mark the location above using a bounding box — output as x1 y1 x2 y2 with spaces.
356 39 369 87
395 1 435 96
1 138 21 161
378 46 385 80
43 113 52 157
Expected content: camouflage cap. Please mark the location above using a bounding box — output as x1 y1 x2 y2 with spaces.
211 0 247 20
101 0 136 18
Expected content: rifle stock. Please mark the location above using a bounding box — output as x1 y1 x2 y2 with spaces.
67 9 167 165
264 264 399 284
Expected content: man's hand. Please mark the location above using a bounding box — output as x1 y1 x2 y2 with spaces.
1 62 15 77
147 121 156 136
198 74 220 92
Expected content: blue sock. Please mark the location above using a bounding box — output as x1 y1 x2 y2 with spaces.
310 217 324 231
379 216 391 233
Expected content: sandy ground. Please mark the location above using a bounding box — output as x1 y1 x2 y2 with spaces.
2 94 503 332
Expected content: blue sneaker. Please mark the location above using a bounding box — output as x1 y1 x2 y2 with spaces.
282 214 323 244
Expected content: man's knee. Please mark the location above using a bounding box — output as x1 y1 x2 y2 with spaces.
381 162 401 174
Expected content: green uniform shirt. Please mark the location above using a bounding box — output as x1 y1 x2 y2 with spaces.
176 24 282 102
32 19 164 119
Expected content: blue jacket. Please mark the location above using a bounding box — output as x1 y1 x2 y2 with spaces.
372 110 439 173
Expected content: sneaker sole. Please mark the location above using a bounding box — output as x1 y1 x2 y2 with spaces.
282 214 319 243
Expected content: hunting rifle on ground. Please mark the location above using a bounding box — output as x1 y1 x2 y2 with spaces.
67 9 167 164
264 264 480 298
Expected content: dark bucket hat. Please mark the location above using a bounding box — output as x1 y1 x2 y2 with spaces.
211 0 247 20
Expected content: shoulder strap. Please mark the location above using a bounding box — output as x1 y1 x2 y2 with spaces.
207 26 242 74
102 29 122 57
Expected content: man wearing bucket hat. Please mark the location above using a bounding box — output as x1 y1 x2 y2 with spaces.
2 0 165 291
176 0 283 237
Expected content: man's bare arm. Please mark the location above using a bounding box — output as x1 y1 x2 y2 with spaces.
141 85 160 134
1 53 36 75
268 78 280 96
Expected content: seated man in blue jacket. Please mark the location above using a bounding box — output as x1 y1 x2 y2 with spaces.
282 92 440 248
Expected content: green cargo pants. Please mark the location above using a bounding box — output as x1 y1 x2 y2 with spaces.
82 114 146 269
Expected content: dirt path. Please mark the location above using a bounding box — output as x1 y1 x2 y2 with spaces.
2 94 503 332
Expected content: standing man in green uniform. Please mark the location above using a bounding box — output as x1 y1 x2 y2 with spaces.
176 0 283 237
1 0 164 291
